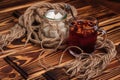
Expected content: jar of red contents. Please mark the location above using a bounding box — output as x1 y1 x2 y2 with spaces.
68 16 106 54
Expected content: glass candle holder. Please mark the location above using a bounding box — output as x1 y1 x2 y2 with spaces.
68 16 106 54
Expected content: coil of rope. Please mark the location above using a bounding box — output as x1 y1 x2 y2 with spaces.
0 2 77 50
61 37 117 80
19 2 77 50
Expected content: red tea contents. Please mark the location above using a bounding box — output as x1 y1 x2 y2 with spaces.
68 20 97 53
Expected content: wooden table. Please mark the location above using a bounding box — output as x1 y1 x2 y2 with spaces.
0 0 120 80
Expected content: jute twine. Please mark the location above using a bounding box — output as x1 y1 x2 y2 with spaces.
59 37 117 80
19 2 77 50
0 2 116 80
0 2 77 50
0 24 26 50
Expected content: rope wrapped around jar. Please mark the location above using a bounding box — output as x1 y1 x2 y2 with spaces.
0 2 77 50
19 2 77 50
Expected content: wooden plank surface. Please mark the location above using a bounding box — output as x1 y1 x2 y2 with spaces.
94 0 120 14
0 0 120 80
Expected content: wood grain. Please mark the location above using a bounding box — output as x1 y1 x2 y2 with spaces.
0 0 120 80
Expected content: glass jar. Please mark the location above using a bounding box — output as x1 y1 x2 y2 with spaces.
43 9 68 38
41 9 69 48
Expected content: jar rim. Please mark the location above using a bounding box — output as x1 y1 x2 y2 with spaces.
44 9 67 21
69 16 98 30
